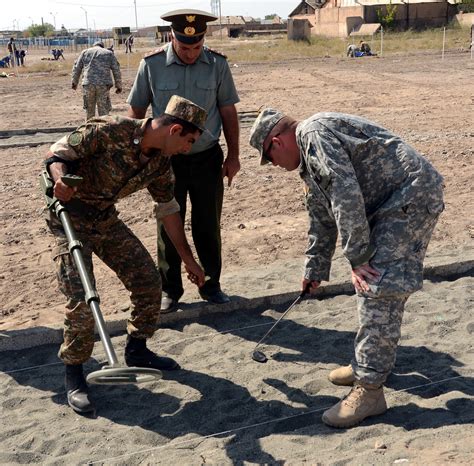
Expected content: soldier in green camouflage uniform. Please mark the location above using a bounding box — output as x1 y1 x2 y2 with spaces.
249 109 444 428
72 41 122 121
45 95 207 414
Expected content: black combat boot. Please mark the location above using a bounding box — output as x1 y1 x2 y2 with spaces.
124 336 180 370
65 364 95 414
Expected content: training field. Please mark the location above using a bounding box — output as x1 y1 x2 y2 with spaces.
0 42 473 463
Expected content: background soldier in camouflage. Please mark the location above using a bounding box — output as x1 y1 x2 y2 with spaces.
45 95 206 415
249 109 444 428
71 41 122 121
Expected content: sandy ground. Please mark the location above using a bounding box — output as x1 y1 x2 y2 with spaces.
1 276 472 464
0 48 473 331
0 45 473 463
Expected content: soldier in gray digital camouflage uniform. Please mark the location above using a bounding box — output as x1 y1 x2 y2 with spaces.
45 95 206 415
249 108 444 428
72 41 122 121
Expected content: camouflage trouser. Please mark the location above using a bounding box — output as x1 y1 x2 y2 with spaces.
47 210 161 365
82 85 112 120
352 190 444 386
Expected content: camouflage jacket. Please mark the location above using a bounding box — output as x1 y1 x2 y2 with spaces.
48 116 178 218
297 112 443 282
71 45 122 88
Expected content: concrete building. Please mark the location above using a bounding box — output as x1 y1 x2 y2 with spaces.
289 0 459 37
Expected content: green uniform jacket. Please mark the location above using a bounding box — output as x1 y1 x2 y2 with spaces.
48 115 179 218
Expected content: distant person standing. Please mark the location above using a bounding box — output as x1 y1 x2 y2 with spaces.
72 41 122 121
7 37 16 66
19 49 26 66
125 34 134 53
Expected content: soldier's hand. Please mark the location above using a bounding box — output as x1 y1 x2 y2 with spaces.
184 261 205 287
115 87 122 94
351 263 381 293
53 179 76 202
302 279 320 295
71 83 77 90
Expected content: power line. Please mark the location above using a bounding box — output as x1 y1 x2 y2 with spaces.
55 1 193 8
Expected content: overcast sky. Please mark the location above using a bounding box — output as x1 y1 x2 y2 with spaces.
2 0 298 31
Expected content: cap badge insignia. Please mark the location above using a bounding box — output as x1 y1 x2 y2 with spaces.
68 131 83 146
186 15 196 23
184 26 195 36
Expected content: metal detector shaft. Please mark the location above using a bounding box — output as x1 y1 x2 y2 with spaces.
40 171 161 384
55 202 120 367
254 284 310 350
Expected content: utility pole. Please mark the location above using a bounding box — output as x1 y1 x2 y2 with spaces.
219 0 222 40
80 6 89 31
133 0 139 33
50 12 58 30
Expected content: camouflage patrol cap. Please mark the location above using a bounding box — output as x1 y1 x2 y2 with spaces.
249 108 285 165
161 9 217 44
164 95 207 132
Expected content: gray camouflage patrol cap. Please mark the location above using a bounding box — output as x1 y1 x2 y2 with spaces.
249 108 285 165
164 95 207 132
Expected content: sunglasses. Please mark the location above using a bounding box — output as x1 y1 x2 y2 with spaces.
262 133 280 163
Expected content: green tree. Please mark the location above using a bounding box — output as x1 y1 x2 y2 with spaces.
265 13 278 20
27 23 55 37
377 2 398 30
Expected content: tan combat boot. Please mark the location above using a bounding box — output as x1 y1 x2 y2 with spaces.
322 384 387 428
328 365 355 386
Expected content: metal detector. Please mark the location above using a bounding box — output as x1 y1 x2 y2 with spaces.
40 171 162 385
252 283 311 363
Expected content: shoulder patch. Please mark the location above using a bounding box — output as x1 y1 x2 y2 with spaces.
68 131 83 147
205 46 227 59
144 47 166 59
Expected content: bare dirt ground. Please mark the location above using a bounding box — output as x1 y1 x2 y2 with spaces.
0 46 473 465
0 48 472 330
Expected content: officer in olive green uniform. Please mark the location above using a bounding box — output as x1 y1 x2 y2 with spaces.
127 9 240 312
45 96 206 414
249 109 444 428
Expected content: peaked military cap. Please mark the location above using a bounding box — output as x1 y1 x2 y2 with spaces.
164 95 207 132
161 9 217 44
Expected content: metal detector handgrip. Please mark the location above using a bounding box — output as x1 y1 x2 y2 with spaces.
61 174 83 188
39 171 84 211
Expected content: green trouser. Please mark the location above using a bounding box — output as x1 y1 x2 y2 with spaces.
48 209 161 365
158 144 224 300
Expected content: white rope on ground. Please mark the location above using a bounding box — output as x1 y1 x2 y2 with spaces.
3 361 60 375
86 374 469 465
2 303 354 375
3 280 472 376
